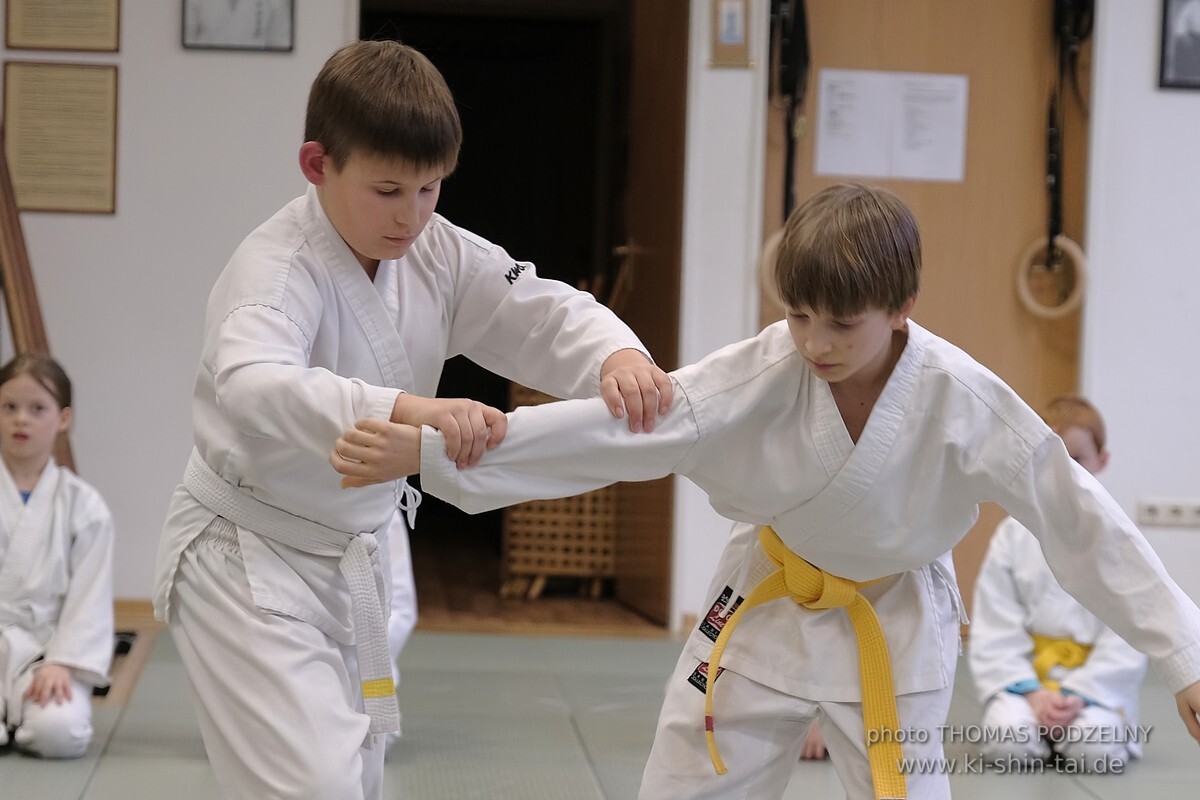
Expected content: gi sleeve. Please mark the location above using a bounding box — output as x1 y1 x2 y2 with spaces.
446 246 649 400
42 495 115 687
1061 625 1148 713
997 434 1200 693
421 380 701 514
211 302 400 460
968 520 1040 704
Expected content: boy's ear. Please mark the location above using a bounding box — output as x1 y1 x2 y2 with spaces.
1097 449 1110 473
892 294 918 328
298 141 329 185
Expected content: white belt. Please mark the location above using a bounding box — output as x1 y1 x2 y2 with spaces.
183 449 399 736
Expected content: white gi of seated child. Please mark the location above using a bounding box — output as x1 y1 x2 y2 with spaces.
970 394 1148 769
0 354 114 758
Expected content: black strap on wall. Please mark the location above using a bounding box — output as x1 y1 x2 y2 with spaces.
1047 0 1094 266
771 0 810 219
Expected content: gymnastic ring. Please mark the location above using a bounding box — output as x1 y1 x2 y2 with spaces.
1015 234 1087 320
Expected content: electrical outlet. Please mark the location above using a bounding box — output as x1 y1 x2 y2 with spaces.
1137 499 1200 528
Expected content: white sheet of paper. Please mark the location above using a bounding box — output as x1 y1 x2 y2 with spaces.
814 69 968 183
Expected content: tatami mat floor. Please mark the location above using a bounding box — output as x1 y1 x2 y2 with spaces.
2 630 1198 799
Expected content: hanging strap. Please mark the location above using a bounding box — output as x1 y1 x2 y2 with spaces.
771 0 811 218
1046 0 1095 266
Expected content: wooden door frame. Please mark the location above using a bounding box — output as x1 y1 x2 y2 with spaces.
608 0 689 625
0 128 74 470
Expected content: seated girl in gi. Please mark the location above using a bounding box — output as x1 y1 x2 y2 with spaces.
0 354 114 758
331 183 1200 800
969 394 1148 769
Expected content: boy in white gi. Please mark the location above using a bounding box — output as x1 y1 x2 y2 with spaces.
970 394 1148 768
0 355 114 759
153 40 671 800
332 183 1200 800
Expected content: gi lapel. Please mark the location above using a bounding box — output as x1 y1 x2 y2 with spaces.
773 324 928 545
301 186 415 391
0 460 61 602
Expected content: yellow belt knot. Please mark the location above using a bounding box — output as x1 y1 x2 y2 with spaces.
803 570 859 610
1031 634 1092 693
702 526 907 800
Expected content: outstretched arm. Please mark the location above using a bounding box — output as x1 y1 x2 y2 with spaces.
418 393 698 514
333 383 700 510
1000 435 1200 745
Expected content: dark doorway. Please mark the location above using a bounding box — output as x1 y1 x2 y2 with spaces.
360 2 661 630
361 8 622 291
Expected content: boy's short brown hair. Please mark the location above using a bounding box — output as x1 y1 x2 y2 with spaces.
1044 394 1106 452
774 183 921 316
305 40 462 171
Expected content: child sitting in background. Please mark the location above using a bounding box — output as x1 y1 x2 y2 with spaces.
969 394 1148 768
0 354 114 758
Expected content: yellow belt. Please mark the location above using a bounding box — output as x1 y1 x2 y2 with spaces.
704 526 906 800
1031 634 1092 692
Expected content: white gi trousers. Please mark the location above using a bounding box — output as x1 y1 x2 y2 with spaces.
170 519 384 800
980 691 1133 764
638 653 953 800
6 668 94 758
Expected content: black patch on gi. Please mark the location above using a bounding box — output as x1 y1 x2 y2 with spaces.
687 661 724 693
699 585 743 642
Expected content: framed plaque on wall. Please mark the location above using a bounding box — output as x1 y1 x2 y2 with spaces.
2 62 118 214
5 0 120 52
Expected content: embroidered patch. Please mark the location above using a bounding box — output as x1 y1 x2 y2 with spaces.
687 661 724 693
699 585 743 642
503 262 528 284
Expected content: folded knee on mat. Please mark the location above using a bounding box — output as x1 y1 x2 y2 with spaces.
13 717 92 759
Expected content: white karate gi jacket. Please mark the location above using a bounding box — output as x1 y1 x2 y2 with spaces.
970 516 1148 722
153 185 647 646
0 460 114 700
421 320 1200 701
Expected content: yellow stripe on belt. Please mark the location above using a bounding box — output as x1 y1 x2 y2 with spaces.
1031 634 1092 692
703 526 906 800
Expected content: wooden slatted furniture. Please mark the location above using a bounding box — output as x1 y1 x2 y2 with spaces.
501 385 618 601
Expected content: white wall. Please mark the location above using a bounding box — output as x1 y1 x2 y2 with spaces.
670 0 768 629
0 1 357 598
1082 1 1200 601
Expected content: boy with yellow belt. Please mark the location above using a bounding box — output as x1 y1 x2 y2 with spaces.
333 184 1200 800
